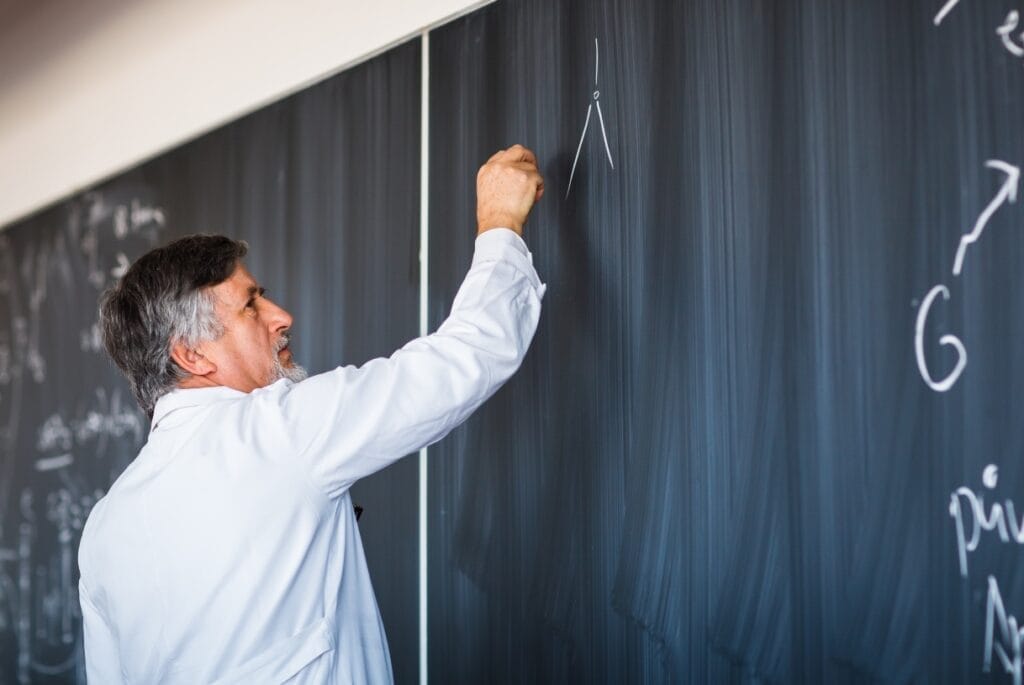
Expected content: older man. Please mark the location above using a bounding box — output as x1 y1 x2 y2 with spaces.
78 145 545 683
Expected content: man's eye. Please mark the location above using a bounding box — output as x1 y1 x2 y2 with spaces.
246 289 265 310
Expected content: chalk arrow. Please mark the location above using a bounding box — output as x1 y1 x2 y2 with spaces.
934 0 961 26
952 160 1019 277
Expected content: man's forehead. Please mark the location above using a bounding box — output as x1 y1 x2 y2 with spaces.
210 263 260 302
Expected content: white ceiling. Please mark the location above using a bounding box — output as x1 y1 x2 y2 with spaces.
0 0 488 229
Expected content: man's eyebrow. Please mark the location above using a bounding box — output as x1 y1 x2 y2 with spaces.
243 284 265 303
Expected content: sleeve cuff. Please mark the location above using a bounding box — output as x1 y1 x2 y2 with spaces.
472 228 546 297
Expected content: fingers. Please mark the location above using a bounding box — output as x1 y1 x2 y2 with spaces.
507 144 537 166
476 145 545 236
491 146 543 194
487 144 538 167
505 161 544 200
517 165 544 198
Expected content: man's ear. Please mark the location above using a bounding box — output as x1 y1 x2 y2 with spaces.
169 342 216 377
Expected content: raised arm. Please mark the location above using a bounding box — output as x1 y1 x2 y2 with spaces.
265 145 546 498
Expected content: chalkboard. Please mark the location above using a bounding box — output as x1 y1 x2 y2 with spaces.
0 39 421 684
10 0 1024 682
427 0 1024 681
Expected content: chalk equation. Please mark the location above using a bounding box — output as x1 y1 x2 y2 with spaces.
998 11 1024 58
566 37 616 199
934 2 1024 62
933 0 962 26
915 160 1020 392
949 466 1024 683
37 388 144 462
0 484 104 683
949 464 1024 577
986 575 1024 684
932 6 1024 681
0 189 162 683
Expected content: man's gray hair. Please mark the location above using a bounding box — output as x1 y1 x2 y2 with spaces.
99 235 249 417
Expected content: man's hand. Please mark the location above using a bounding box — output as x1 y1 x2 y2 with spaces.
476 144 545 236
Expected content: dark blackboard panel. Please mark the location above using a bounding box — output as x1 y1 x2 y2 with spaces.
0 187 163 684
0 38 421 684
428 0 1024 681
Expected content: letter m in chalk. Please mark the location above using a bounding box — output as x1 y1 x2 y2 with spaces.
985 576 1024 684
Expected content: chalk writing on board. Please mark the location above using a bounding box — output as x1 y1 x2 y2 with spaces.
36 389 144 459
566 38 615 199
111 252 130 279
935 3 1024 66
0 189 164 683
37 415 72 453
985 575 1024 684
80 195 164 290
986 464 1000 488
947 463 1024 577
951 468 1024 681
35 454 74 472
998 11 1024 57
114 200 165 240
933 0 961 26
0 483 104 683
952 161 1019 277
915 284 966 392
79 321 103 353
0 343 11 385
915 160 1019 392
76 388 144 447
79 253 135 354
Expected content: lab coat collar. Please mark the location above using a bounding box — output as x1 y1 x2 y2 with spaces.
151 385 247 433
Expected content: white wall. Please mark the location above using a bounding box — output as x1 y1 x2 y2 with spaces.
0 0 488 228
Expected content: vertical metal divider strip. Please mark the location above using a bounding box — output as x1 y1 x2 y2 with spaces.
418 28 430 685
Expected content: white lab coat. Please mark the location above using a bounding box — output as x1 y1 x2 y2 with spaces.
78 229 544 684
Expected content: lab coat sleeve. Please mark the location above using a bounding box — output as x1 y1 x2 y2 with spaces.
271 228 545 498
80 580 124 683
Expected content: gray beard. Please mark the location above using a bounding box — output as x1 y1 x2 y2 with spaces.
271 354 308 384
271 333 308 384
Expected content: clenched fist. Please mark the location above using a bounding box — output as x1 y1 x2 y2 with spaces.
476 144 545 236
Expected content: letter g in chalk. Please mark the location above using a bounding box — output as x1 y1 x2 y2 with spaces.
915 284 967 392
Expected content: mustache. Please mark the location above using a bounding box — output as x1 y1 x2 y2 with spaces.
274 333 292 353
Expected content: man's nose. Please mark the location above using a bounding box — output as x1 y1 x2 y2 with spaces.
265 298 294 331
